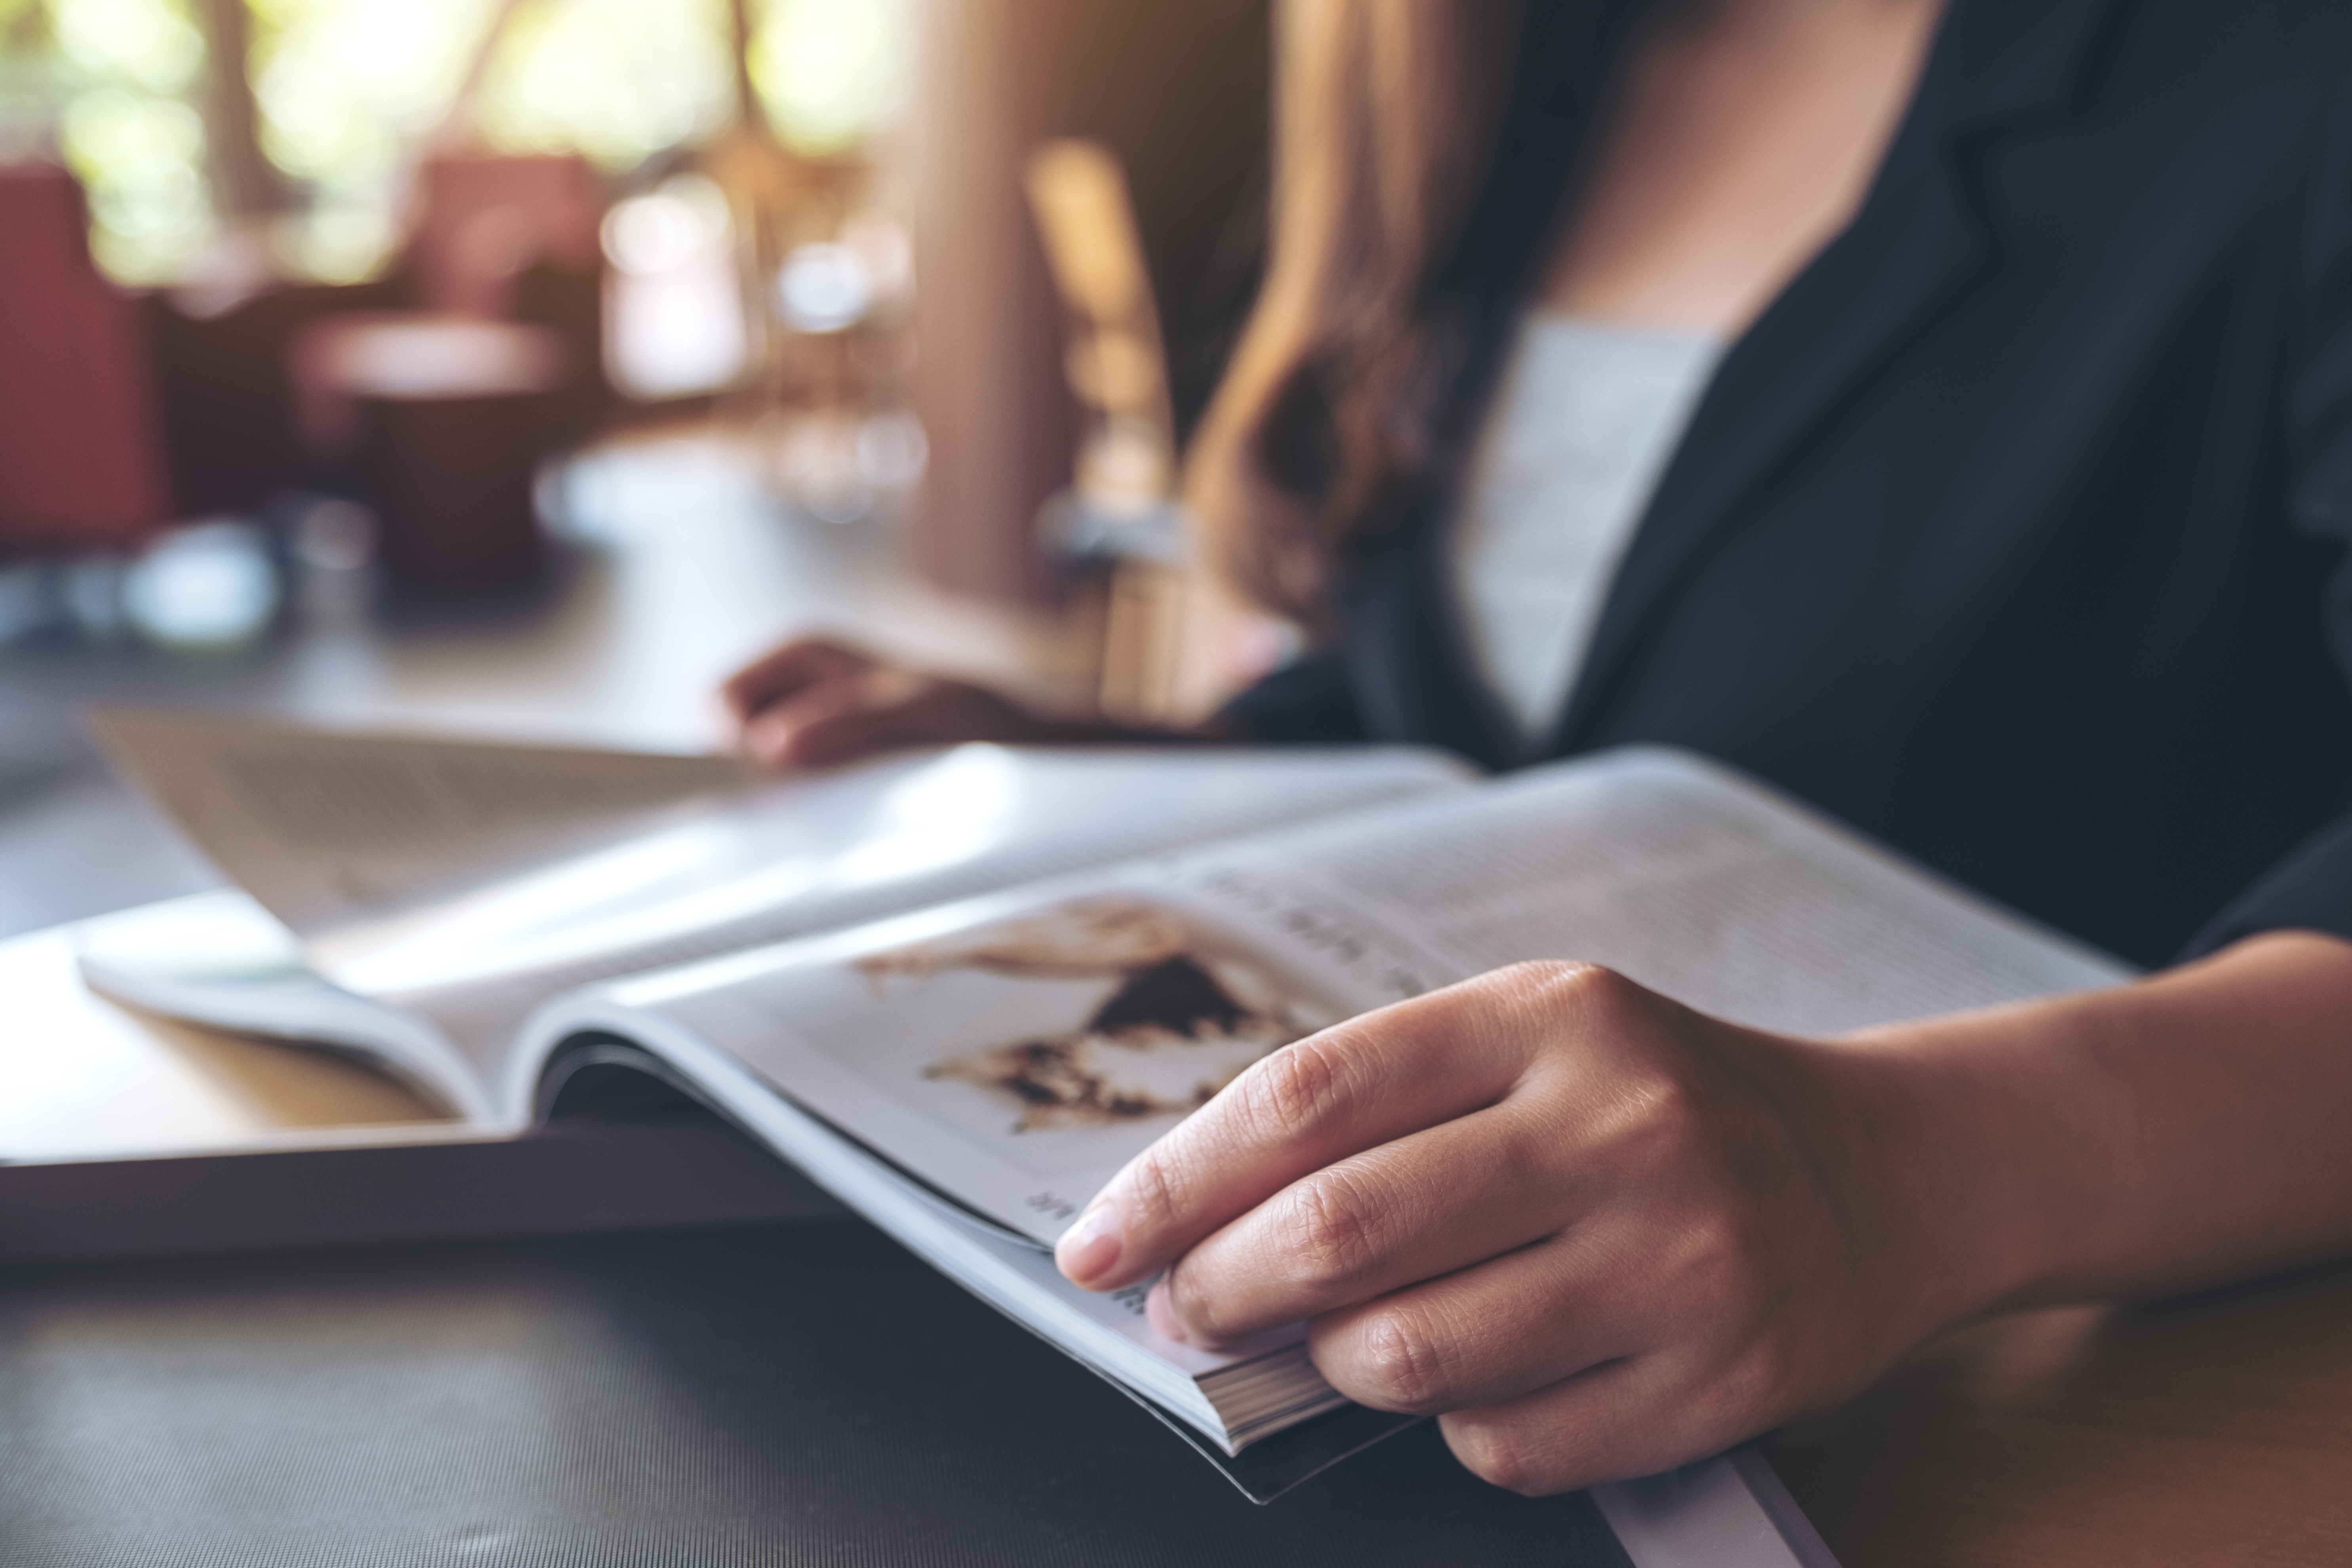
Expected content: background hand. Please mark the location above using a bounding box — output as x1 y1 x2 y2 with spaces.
723 637 1055 768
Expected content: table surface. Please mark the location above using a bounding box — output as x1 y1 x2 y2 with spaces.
8 430 2349 1565
15 889 2352 1565
1766 1262 2352 1566
18 968 2352 1568
1 1219 1640 1568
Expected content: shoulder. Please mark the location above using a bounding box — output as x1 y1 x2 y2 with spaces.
1922 0 2352 239
1938 0 2352 114
2089 0 2352 118
1904 0 2352 212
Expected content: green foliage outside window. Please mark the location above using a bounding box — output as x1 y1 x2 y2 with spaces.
1 0 218 281
4 0 915 286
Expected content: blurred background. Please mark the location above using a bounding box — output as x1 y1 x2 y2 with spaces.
0 0 1285 937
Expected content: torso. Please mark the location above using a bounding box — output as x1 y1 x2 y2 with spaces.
1450 0 1945 742
1309 0 2352 966
1450 317 1721 747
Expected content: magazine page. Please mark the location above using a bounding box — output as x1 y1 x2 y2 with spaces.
515 1008 1353 1443
1206 745 2137 1037
91 709 1472 1084
586 859 1467 1245
567 745 2130 1247
86 709 752 940
366 746 1467 1077
70 890 498 1121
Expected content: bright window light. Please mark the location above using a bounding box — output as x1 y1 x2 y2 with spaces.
750 0 914 157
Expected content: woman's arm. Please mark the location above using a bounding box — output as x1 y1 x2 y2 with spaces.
1854 930 2352 1307
1052 930 2352 1494
722 637 1225 767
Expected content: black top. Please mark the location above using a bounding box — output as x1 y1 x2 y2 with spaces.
1223 0 2352 971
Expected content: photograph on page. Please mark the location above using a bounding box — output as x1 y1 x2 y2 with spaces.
646 877 1439 1244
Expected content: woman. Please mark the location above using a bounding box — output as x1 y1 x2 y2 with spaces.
726 0 2352 1493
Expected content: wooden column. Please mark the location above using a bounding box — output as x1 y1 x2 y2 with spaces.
192 0 287 223
907 0 1270 609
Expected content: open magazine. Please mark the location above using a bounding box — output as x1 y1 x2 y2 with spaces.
80 711 2132 1512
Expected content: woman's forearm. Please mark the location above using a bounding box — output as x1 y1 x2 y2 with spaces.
1849 929 2352 1325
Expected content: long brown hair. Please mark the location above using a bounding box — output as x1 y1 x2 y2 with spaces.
1184 0 1654 625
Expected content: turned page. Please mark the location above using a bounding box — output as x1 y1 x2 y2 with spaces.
92 709 1475 1072
86 710 751 941
369 742 1470 1068
1201 747 2136 1037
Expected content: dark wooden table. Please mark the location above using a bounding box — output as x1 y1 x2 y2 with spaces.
1770 1260 2352 1565
14 943 2352 1565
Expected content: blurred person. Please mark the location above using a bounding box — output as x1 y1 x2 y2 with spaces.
724 0 2352 1493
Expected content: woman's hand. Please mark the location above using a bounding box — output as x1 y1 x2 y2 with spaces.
1053 961 2000 1493
724 635 1236 768
1053 933 2352 1493
723 638 1061 768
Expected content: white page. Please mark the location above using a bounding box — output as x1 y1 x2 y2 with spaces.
583 746 2130 1245
86 709 751 939
618 860 1455 1242
1210 746 2135 1036
384 744 1467 1078
91 709 1474 1085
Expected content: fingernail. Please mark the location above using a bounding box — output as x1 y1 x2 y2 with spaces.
745 716 788 761
1145 1279 1190 1344
1056 1203 1123 1286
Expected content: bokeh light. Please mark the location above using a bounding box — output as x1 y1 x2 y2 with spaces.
473 0 732 170
122 521 280 647
36 0 217 281
602 172 745 397
18 0 921 286
248 0 494 279
751 0 914 157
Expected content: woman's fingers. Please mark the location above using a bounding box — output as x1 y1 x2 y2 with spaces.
742 700 896 769
721 637 872 724
729 641 1052 768
1056 963 1608 1296
1439 1362 1699 1497
1437 1347 1785 1497
1308 1233 1798 1492
1148 1104 1580 1346
1301 1232 1633 1415
738 663 930 767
